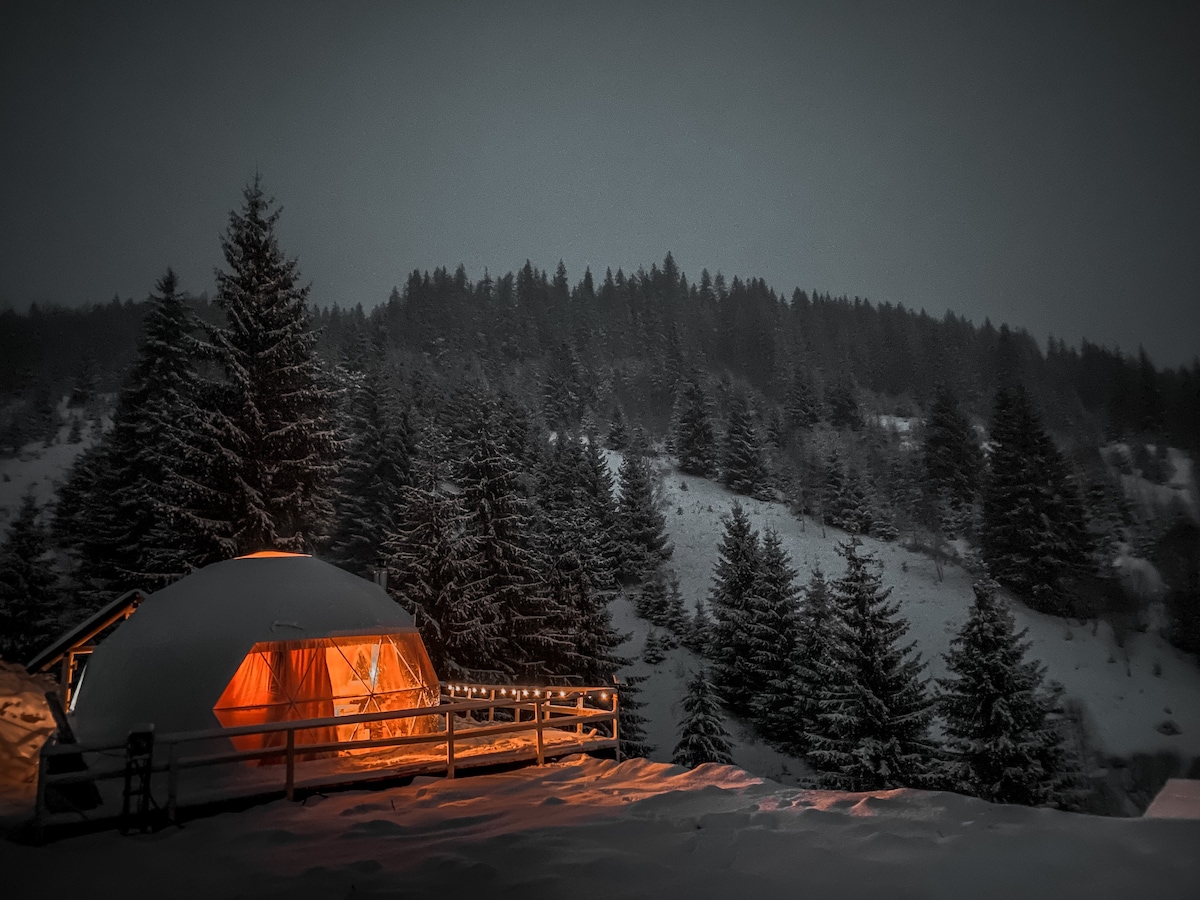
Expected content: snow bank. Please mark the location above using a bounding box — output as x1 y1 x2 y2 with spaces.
0 663 55 815
2 756 1197 898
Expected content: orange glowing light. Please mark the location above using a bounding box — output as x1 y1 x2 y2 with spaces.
235 550 311 559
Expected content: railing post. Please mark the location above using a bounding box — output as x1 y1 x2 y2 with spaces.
33 737 51 842
446 711 456 779
576 694 583 736
612 689 621 763
489 689 495 722
285 730 296 801
167 743 179 822
535 699 544 766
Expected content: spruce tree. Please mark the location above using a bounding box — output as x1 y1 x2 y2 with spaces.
615 448 673 581
202 177 338 555
785 367 822 429
673 669 735 768
707 501 762 716
617 672 655 759
0 494 60 664
673 379 717 477
327 361 414 577
980 387 1091 613
784 566 835 755
386 462 501 680
458 402 552 679
721 394 768 497
63 269 213 602
938 579 1075 807
922 386 982 536
805 539 935 790
748 527 802 743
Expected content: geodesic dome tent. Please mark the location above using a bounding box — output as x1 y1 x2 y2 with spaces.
69 553 440 752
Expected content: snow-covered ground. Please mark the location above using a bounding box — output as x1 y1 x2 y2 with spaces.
613 452 1200 772
2 755 1198 898
0 399 100 536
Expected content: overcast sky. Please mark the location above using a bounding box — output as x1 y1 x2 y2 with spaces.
1 1 1197 366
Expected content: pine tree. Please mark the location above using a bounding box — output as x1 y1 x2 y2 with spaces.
617 672 655 759
202 177 339 555
785 367 822 429
748 527 802 743
784 566 835 754
615 449 673 581
458 402 552 679
606 407 628 450
64 269 214 603
805 539 936 790
981 387 1091 613
327 360 415 577
0 493 60 664
707 501 762 717
938 579 1076 807
386 462 501 680
579 432 623 590
721 394 768 497
673 380 717 477
922 386 982 536
672 669 735 768
825 372 862 430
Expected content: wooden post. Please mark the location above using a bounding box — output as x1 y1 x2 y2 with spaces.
534 699 544 766
167 743 179 822
489 689 495 722
59 651 73 710
446 711 456 779
612 690 621 763
285 730 296 801
576 694 583 736
33 738 51 842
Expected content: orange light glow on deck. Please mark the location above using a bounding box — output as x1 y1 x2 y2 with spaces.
234 550 311 559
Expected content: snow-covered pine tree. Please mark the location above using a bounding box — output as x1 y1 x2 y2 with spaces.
938 579 1076 807
615 447 673 582
458 402 553 679
0 493 60 663
783 566 835 755
707 501 762 717
824 371 862 430
606 406 628 450
721 394 768 498
922 386 982 537
685 596 714 655
203 177 339 555
748 527 802 744
327 359 415 577
617 672 655 759
980 387 1092 613
672 669 734 768
785 366 822 429
672 379 718 477
385 462 502 680
579 431 623 589
805 538 936 790
63 269 215 604
821 451 870 535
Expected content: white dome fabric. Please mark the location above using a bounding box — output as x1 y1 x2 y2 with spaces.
71 555 417 745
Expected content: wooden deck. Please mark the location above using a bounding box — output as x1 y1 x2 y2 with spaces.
32 684 619 837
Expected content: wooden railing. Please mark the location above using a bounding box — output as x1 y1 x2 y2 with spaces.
33 682 619 835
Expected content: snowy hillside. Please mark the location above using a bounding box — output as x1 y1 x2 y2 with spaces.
0 399 101 537
609 451 1200 775
2 755 1198 898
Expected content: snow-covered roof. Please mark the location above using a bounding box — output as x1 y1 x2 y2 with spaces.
1144 779 1200 819
71 554 415 745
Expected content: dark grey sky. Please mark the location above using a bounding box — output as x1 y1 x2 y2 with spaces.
2 0 1197 366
